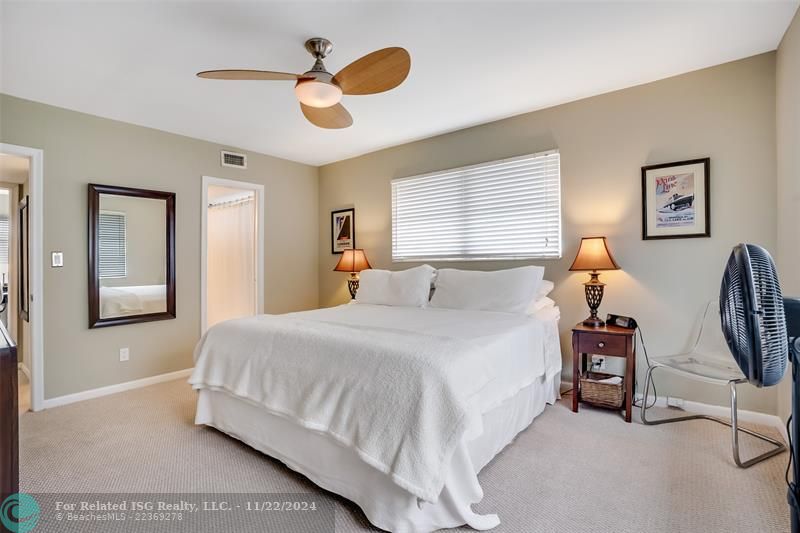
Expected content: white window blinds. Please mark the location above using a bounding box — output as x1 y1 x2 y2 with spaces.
391 150 561 261
98 211 127 278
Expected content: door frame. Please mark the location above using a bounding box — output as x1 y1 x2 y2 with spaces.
0 183 20 347
0 143 44 412
200 176 264 335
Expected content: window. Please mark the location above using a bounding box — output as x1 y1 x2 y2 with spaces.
391 150 561 261
98 211 127 278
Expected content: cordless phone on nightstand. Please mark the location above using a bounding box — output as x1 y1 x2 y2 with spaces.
606 314 637 329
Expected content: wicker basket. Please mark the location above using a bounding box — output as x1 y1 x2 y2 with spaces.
580 372 624 409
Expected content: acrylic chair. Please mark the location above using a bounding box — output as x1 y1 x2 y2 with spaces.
640 300 785 468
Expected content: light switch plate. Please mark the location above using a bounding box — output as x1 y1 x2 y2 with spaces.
119 347 129 362
51 251 64 267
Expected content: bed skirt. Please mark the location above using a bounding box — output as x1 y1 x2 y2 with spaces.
194 371 560 533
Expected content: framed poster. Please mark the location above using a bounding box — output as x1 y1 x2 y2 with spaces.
331 208 355 254
641 158 710 240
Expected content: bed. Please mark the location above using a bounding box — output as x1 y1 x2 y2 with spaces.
99 284 166 317
190 301 561 532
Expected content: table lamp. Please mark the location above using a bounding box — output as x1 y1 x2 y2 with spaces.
334 248 372 299
569 237 620 327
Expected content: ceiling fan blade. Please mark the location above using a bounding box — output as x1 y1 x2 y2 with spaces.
333 47 410 95
197 69 303 81
300 103 353 129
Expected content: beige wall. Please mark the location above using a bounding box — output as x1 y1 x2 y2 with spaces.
776 10 800 422
319 53 778 413
0 94 319 399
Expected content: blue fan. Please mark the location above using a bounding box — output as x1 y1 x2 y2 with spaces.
719 243 800 530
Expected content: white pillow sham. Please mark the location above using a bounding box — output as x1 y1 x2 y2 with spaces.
527 296 556 314
355 265 436 307
429 266 545 314
537 279 555 299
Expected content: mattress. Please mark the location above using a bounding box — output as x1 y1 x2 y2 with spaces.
191 304 562 532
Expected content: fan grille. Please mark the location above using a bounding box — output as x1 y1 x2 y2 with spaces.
720 244 787 387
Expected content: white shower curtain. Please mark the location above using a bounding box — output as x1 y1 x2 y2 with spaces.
207 196 256 328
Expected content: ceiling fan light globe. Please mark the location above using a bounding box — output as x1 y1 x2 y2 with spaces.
294 80 343 108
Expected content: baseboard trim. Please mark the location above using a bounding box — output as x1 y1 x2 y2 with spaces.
17 362 31 380
634 393 789 446
42 368 193 410
562 377 788 445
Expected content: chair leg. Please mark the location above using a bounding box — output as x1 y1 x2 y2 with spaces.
729 381 786 468
641 365 709 426
640 366 786 468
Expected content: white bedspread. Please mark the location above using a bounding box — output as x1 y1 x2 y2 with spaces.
100 284 166 317
190 304 560 504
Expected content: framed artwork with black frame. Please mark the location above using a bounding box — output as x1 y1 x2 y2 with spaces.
331 208 355 254
641 158 710 240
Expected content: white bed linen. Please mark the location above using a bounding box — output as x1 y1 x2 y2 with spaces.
99 284 166 317
191 305 561 532
429 266 544 314
195 372 559 533
355 264 436 307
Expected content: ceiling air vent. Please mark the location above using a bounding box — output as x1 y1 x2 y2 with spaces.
221 150 247 169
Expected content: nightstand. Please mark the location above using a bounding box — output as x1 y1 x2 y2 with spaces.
571 323 636 422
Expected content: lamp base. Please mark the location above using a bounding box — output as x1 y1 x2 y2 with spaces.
582 315 606 328
347 273 359 299
583 271 606 328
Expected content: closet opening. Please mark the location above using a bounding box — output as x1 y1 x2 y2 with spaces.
201 176 264 333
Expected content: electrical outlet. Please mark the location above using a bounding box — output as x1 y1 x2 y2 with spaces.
591 355 607 371
667 396 684 408
119 347 129 362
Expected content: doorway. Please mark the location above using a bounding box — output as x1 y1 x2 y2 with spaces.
201 176 264 333
0 152 34 415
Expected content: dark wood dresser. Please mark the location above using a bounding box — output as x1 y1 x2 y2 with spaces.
0 321 18 500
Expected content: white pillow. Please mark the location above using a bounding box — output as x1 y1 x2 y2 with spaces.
527 296 556 314
430 266 545 314
537 280 555 299
355 265 436 307
524 279 556 314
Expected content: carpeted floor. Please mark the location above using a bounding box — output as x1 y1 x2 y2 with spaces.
20 378 790 532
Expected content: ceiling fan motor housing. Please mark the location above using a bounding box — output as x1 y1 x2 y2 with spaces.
305 37 334 59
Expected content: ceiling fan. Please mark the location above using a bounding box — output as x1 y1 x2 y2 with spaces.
197 38 411 129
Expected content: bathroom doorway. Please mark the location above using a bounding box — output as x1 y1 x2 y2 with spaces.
201 176 264 333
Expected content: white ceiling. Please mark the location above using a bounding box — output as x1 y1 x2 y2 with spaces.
2 1 797 166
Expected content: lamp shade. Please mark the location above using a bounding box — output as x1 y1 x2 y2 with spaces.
334 248 372 273
569 237 620 272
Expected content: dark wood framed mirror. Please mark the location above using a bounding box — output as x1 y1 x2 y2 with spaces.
88 184 176 328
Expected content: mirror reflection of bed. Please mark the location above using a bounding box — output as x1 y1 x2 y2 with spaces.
97 193 167 319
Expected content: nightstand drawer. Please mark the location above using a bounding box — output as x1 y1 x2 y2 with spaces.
577 333 626 355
